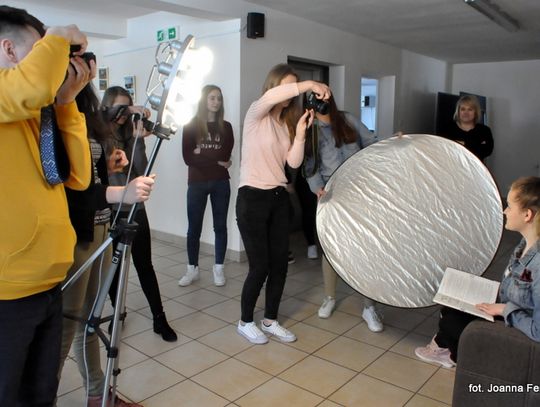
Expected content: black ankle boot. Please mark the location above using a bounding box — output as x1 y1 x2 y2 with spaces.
153 312 177 342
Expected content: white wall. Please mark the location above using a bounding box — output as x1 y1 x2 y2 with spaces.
452 59 540 194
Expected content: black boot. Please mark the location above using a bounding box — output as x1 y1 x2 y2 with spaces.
153 312 177 342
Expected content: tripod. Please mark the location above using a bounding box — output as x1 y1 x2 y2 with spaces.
62 126 172 407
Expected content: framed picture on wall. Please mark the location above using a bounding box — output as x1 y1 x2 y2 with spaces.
98 67 108 91
124 75 136 100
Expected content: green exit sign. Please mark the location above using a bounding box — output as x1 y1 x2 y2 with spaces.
168 27 177 40
157 29 165 42
157 26 179 42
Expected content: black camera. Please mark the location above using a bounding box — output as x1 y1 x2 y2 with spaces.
132 113 154 132
306 92 329 115
69 45 96 68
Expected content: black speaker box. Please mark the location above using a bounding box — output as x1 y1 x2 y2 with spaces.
247 12 265 39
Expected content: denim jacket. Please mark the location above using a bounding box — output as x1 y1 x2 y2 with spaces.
304 113 361 194
499 239 540 341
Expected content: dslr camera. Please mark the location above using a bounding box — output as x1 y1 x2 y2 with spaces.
69 45 96 68
306 92 329 115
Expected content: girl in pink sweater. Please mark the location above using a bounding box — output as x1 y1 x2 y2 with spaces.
236 64 330 344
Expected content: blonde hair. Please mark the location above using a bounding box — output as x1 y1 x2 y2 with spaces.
511 176 540 238
453 95 482 124
261 63 300 142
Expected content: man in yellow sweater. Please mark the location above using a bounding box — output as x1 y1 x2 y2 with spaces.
0 6 92 405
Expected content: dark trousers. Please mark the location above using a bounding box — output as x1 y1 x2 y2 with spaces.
435 306 478 362
294 172 317 245
187 179 230 265
109 207 164 317
236 186 289 322
0 285 62 406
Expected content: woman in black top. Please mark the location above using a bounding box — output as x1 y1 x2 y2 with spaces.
448 95 493 162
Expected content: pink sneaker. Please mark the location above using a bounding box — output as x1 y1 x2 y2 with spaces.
415 337 456 368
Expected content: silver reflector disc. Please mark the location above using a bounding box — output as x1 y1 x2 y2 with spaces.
317 134 503 308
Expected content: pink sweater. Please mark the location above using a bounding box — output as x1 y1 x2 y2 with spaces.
239 82 305 189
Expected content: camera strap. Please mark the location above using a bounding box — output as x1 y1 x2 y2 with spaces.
39 105 70 185
302 119 320 179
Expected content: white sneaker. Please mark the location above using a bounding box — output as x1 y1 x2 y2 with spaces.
178 265 199 286
318 296 336 319
260 320 297 342
307 245 318 259
362 305 383 332
237 321 268 344
213 264 226 286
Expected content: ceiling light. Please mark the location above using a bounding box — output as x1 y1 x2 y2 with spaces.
463 0 520 32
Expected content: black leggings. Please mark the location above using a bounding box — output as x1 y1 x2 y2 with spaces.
294 172 317 245
109 207 164 317
435 307 478 362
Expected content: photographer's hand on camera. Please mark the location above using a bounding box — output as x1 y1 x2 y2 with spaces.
298 80 331 102
55 55 95 105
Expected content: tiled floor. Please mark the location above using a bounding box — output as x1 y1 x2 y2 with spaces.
57 230 520 406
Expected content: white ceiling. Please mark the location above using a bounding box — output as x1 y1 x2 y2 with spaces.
14 0 540 63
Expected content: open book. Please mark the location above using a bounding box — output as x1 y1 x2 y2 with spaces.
433 267 500 321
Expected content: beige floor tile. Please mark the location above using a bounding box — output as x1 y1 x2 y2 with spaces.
282 277 316 297
115 310 153 338
57 387 88 407
335 295 365 317
380 306 428 331
285 322 338 353
152 244 184 257
99 341 150 370
236 378 323 406
344 322 407 349
330 373 414 407
235 340 308 375
414 314 440 337
143 380 229 406
58 358 83 396
170 311 229 339
203 298 242 323
418 368 455 404
405 394 450 406
160 277 201 297
277 297 320 321
154 341 228 377
364 352 438 392
317 400 344 407
192 358 271 401
287 269 324 285
390 331 432 359
117 358 185 401
136 299 196 320
278 355 356 397
315 336 385 372
152 256 179 272
222 262 250 279
175 288 229 310
303 310 361 335
205 278 245 298
199 324 255 356
122 327 190 357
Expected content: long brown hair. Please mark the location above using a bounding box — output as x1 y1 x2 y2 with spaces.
191 84 225 144
100 86 134 147
261 63 300 142
305 94 358 157
511 176 540 238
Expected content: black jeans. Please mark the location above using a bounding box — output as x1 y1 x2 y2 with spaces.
0 285 62 406
109 207 164 317
435 306 478 362
237 186 289 322
294 172 317 246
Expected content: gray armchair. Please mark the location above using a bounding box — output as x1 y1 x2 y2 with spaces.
452 320 540 406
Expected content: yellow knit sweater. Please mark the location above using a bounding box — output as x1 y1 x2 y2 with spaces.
0 35 91 299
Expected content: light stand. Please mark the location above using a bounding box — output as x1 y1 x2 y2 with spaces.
61 34 213 407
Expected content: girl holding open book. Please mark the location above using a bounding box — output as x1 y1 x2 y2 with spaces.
415 176 540 368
